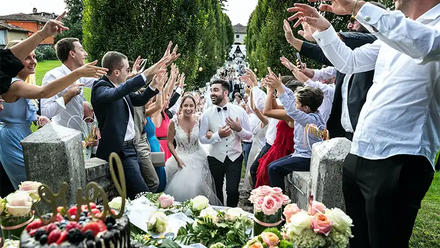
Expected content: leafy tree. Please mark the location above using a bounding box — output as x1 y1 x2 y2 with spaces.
54 0 84 44
246 0 352 78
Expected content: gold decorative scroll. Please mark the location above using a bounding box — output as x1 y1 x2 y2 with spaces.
36 152 127 224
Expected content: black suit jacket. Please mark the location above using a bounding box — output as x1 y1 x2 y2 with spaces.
91 75 158 161
300 32 376 139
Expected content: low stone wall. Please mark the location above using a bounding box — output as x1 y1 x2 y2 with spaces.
285 138 351 210
85 158 118 202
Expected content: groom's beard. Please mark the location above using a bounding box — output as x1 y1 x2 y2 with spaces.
211 95 224 105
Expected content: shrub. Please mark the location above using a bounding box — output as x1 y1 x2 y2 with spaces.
35 45 57 61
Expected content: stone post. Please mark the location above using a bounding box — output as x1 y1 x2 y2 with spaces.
310 138 351 210
21 123 86 207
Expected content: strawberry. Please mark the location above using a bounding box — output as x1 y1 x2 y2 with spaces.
81 205 89 212
90 208 101 218
89 202 97 209
82 222 100 236
56 231 68 245
96 220 107 232
25 219 43 231
45 223 58 234
48 229 62 244
65 222 82 232
68 206 78 217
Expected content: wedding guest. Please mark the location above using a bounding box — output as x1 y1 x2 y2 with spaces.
288 0 439 246
91 43 178 199
0 13 68 95
265 69 325 191
41 38 106 135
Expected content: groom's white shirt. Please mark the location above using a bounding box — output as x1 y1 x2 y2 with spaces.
199 102 252 163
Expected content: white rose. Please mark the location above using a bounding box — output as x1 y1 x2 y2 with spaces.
109 197 123 210
199 207 219 222
286 211 312 235
191 195 209 211
225 207 247 221
325 208 353 232
147 211 168 233
6 191 33 216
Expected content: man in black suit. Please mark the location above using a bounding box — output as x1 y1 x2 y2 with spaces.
91 44 179 199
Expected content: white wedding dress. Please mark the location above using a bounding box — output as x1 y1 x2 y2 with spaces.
165 116 221 205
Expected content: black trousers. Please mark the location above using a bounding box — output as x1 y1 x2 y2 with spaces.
250 143 272 187
0 162 15 197
343 154 434 248
208 155 243 207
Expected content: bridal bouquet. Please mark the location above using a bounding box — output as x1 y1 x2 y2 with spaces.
0 181 42 240
249 186 290 235
282 201 353 248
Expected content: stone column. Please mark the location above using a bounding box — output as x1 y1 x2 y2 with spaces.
21 123 86 206
310 138 351 211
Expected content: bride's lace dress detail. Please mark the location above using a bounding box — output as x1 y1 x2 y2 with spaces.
165 116 221 205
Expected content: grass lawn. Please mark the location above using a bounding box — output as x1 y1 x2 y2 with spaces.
33 60 440 247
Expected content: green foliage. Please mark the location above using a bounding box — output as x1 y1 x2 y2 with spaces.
82 0 233 89
35 45 57 61
54 0 84 44
245 0 351 78
175 211 252 247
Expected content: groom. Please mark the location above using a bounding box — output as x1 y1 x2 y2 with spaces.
200 79 252 207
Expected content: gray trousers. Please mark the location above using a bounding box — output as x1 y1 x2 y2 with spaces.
135 133 159 192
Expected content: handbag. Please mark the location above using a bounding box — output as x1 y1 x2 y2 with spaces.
151 143 165 167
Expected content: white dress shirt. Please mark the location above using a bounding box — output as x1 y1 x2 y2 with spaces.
304 79 335 123
108 80 136 141
41 64 96 132
199 102 252 144
313 2 440 167
168 87 183 116
340 74 354 133
249 86 279 145
244 113 260 143
311 66 337 81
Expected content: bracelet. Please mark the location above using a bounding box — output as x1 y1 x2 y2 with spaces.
352 0 360 19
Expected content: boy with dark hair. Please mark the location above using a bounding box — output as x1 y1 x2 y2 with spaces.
265 69 325 191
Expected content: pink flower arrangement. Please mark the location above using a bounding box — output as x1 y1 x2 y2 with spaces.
249 186 290 216
282 200 354 248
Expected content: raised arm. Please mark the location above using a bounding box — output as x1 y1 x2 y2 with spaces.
3 61 106 103
250 89 268 127
262 85 294 122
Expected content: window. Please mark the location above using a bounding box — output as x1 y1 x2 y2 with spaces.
236 35 240 38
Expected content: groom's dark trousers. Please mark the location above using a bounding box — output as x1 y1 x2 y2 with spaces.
208 155 243 207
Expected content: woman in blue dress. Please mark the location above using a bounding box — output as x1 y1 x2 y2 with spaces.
144 94 167 192
0 40 106 189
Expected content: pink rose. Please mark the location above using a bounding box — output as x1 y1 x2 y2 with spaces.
158 194 174 208
309 201 326 215
261 196 281 215
258 186 271 197
261 232 280 248
271 195 283 209
255 197 264 211
311 213 332 236
283 203 301 223
19 181 42 194
249 192 259 204
271 187 283 196
281 194 291 205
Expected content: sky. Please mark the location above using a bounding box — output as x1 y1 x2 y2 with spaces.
0 0 257 26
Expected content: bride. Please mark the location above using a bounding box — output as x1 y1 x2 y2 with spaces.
165 95 221 205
